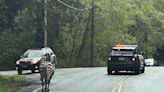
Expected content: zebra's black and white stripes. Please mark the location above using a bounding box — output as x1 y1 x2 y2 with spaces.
39 54 56 92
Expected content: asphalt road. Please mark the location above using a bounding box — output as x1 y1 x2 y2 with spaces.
1 67 164 92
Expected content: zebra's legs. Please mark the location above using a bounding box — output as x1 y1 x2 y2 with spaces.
45 78 49 92
41 78 45 92
44 80 47 92
45 78 51 92
47 80 50 92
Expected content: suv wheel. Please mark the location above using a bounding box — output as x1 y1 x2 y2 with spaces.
17 67 22 75
31 68 35 73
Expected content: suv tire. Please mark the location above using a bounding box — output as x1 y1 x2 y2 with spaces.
17 67 22 75
31 67 36 73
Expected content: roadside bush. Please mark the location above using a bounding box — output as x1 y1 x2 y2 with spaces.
0 30 35 70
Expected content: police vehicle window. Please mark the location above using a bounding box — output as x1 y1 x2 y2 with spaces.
112 49 133 53
113 49 133 51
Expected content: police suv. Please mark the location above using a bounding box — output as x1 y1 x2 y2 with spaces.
107 45 145 74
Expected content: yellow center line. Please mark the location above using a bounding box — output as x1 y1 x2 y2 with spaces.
112 75 129 92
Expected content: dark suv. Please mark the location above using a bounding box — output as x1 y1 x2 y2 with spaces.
107 45 145 74
16 47 56 75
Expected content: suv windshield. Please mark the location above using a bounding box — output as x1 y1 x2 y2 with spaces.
22 50 43 58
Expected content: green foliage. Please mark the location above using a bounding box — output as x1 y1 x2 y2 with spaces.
0 30 35 70
0 0 164 69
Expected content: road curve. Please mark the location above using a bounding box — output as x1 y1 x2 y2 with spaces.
47 67 125 92
39 67 164 92
1 67 164 92
112 75 129 92
122 67 164 92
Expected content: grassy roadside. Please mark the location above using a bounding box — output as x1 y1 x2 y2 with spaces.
0 75 23 92
160 63 164 66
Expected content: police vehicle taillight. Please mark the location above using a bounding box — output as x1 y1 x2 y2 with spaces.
108 57 111 61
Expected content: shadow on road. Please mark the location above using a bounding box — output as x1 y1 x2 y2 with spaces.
105 71 144 76
20 71 40 75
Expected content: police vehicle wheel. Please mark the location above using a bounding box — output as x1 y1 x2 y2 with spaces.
108 71 112 75
115 71 119 74
135 61 141 74
134 66 140 74
141 66 145 73
134 69 140 74
107 67 113 75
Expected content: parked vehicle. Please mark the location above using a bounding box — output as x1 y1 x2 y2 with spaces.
16 47 56 75
145 58 159 66
107 45 145 74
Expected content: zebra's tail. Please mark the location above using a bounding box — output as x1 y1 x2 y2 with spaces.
46 63 55 82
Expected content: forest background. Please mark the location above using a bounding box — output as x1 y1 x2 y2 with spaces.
0 0 164 70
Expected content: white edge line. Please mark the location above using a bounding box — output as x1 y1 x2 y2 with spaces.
32 87 42 92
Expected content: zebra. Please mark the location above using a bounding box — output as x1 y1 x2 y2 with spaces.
39 53 56 92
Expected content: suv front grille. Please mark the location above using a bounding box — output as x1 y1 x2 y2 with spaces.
20 61 32 65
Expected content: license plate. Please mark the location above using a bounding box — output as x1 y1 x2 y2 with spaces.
23 65 27 68
118 57 125 61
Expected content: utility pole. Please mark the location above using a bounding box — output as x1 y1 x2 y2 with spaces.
44 0 48 47
90 1 94 67
145 30 148 59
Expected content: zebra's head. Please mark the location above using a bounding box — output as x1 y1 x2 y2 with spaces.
44 53 51 61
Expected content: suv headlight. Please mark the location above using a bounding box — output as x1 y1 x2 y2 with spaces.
16 61 20 65
32 60 38 64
